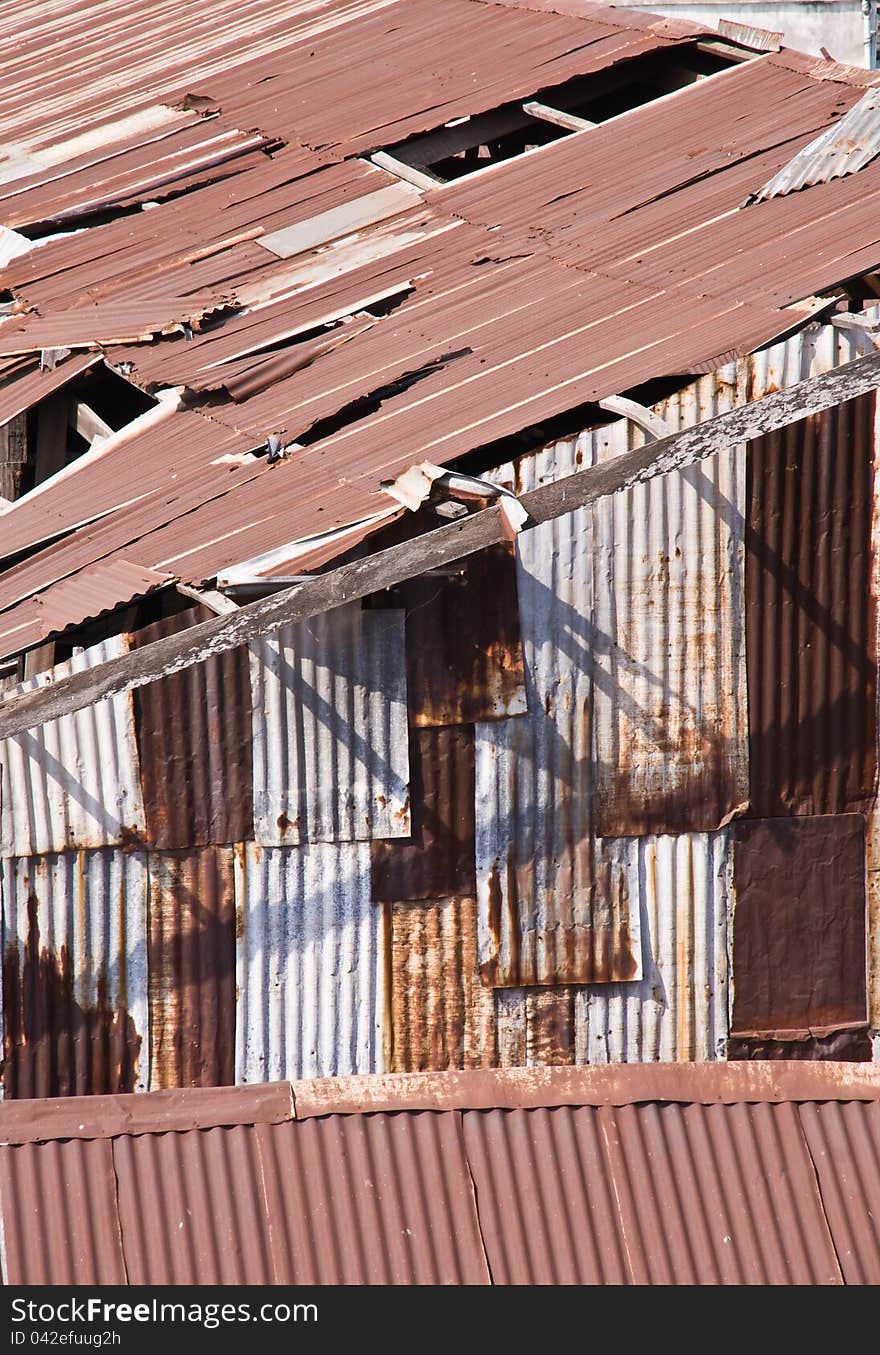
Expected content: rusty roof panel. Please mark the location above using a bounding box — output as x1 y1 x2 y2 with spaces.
746 393 878 817
371 724 476 903
1 848 148 1098
131 606 254 848
462 1101 843 1284
113 1122 274 1284
147 847 236 1090
0 1138 127 1284
257 1110 491 1284
234 841 385 1083
249 603 410 846
387 896 496 1072
0 635 147 856
798 1100 880 1285
731 815 867 1039
752 87 880 201
0 353 98 428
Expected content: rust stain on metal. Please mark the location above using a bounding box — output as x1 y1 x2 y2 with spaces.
371 724 475 902
599 727 745 836
2 895 141 1099
731 815 868 1042
148 847 236 1090
728 1029 872 1061
388 896 495 1072
746 394 878 817
495 986 579 1067
131 606 254 848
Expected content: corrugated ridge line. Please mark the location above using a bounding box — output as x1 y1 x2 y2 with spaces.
0 635 147 857
249 603 410 845
798 1099 880 1283
234 841 385 1083
1 849 148 1098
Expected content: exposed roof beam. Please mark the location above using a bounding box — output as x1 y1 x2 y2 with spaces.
522 100 596 132
1 348 879 738
598 394 671 440
370 151 442 190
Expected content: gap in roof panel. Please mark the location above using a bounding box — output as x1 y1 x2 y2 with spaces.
375 43 742 185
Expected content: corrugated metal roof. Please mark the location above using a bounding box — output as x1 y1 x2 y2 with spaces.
752 87 880 201
248 603 410 845
234 840 385 1083
0 4 879 648
6 1064 880 1286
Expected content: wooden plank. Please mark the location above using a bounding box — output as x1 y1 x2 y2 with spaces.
1 348 879 738
32 394 69 485
370 151 442 191
70 400 113 445
522 100 596 132
598 393 670 440
0 412 27 501
259 183 422 259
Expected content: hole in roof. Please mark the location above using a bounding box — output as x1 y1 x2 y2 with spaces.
376 44 740 185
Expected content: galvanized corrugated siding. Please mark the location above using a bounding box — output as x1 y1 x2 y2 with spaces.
0 635 147 857
112 1123 273 1284
0 1137 127 1284
132 607 254 848
746 394 877 818
249 602 410 845
147 847 236 1090
1 848 148 1097
388 896 495 1072
753 88 880 202
493 833 730 1064
462 1101 843 1284
234 840 384 1083
257 1112 491 1284
475 717 642 986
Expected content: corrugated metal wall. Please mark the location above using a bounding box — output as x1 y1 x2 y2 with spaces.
234 840 385 1083
249 603 410 846
0 636 147 857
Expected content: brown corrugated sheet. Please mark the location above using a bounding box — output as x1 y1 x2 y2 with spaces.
387 896 496 1072
746 394 878 817
8 1066 880 1286
730 815 868 1039
728 1030 873 1061
147 847 236 1089
131 606 254 848
371 724 476 903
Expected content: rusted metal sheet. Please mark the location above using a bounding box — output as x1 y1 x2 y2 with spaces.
249 603 410 845
132 607 254 848
752 87 880 202
798 1101 880 1285
0 353 98 428
387 896 495 1072
747 394 877 818
380 541 527 726
0 635 147 856
728 1030 872 1061
462 1101 843 1284
147 847 236 1091
234 841 384 1083
475 716 642 986
0 1138 127 1284
495 987 579 1067
731 815 867 1040
371 724 475 903
1 849 148 1098
113 1122 274 1284
257 1111 491 1284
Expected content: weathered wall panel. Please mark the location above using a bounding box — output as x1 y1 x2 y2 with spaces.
249 603 410 845
388 896 495 1072
1 849 148 1098
731 815 867 1039
234 841 384 1084
495 986 579 1067
0 1138 127 1284
132 607 253 848
746 394 877 818
258 1111 491 1285
148 847 236 1090
728 1030 872 1061
372 724 475 903
0 636 147 857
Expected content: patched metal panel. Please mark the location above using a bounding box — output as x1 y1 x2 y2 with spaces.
388 896 495 1072
746 395 877 818
0 636 147 857
148 847 236 1091
372 724 475 903
132 607 253 848
1 848 148 1098
249 603 410 845
495 986 579 1067
730 815 867 1041
234 841 384 1083
475 716 642 986
727 1030 872 1061
752 88 880 202
798 1101 880 1285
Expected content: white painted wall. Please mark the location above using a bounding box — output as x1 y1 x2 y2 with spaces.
624 1 873 67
